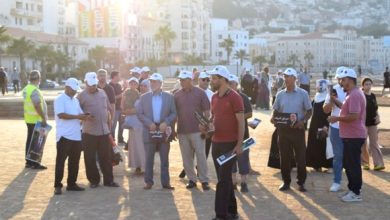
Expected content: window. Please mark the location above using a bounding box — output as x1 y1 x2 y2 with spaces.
26 3 29 10
16 1 22 9
37 5 42 12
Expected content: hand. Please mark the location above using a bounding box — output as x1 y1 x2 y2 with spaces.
328 116 338 124
293 120 305 129
199 124 207 133
149 123 157 131
232 144 242 155
159 122 168 132
330 95 338 103
41 120 47 127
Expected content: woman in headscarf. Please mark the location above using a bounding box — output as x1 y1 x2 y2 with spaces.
256 67 271 110
306 79 332 172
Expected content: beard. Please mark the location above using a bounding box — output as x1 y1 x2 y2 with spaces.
210 82 220 91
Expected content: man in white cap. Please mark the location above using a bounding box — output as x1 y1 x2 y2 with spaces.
271 67 312 192
77 72 119 188
328 68 367 202
323 66 347 192
54 78 91 195
137 73 177 190
202 65 244 220
174 70 210 190
140 66 151 85
130 67 142 79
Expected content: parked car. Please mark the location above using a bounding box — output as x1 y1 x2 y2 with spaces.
39 79 59 89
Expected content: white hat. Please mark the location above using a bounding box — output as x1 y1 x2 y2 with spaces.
178 70 193 79
199 71 209 79
84 72 98 86
283 68 297 77
339 68 357 79
128 77 139 84
150 73 163 82
228 74 239 84
130 67 141 73
335 66 346 79
65 77 81 91
141 66 151 72
209 65 230 80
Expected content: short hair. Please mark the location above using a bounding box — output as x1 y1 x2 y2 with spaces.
97 69 107 76
29 70 41 81
110 71 119 79
361 77 373 86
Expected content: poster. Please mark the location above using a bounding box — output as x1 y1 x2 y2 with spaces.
26 122 52 164
216 137 256 166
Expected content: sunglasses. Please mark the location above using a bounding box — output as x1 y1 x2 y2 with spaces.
201 78 210 82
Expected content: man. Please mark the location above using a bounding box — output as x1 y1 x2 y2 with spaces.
54 78 90 195
109 71 125 144
328 68 367 202
130 67 142 79
203 66 244 220
11 68 20 93
229 74 252 193
382 67 390 95
174 70 210 190
140 66 151 85
297 66 311 95
77 72 119 188
97 69 115 120
137 73 177 190
271 68 312 192
192 68 200 86
0 67 7 96
22 70 48 169
323 66 347 192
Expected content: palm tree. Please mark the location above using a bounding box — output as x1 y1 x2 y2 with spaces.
7 37 35 77
183 54 204 65
154 25 176 61
252 55 267 71
32 45 56 80
0 26 11 66
89 45 107 67
49 50 72 77
234 49 248 66
304 52 314 67
287 54 300 67
220 37 234 64
74 60 98 79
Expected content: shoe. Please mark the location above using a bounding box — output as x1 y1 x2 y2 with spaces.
279 183 290 191
104 182 119 187
179 169 186 178
144 183 152 190
67 184 85 191
338 190 351 198
362 164 370 170
373 166 385 171
329 183 341 192
341 191 362 202
25 163 32 168
298 184 307 192
90 183 99 188
227 213 239 220
202 182 210 191
31 164 47 170
186 181 197 189
162 185 175 190
54 187 62 195
240 182 249 193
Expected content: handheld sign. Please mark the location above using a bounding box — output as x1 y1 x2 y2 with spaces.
26 122 52 164
217 138 256 166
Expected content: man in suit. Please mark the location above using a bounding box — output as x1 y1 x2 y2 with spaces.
137 73 177 190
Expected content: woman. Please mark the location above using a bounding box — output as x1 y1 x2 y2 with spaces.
122 77 145 174
306 79 332 172
139 79 151 94
256 67 271 110
361 78 385 171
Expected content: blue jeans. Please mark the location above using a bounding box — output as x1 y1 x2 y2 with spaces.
111 110 123 141
330 126 344 184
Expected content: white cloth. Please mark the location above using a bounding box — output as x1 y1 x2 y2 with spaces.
314 79 329 103
324 84 346 129
205 88 214 102
54 93 83 142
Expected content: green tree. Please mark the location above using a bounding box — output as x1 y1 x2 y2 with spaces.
183 54 204 65
0 26 11 66
154 25 176 62
32 45 56 80
51 50 72 77
234 49 248 66
7 37 35 78
304 52 314 67
74 60 98 79
220 37 235 64
252 55 268 70
287 54 300 67
89 45 107 67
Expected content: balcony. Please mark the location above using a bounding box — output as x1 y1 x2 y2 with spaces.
10 8 43 19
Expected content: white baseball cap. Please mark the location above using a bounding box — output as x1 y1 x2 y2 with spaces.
65 77 81 91
228 74 239 84
130 67 142 73
339 68 357 79
150 73 163 82
141 66 151 72
84 72 98 86
199 71 210 79
128 77 139 84
209 65 230 80
335 66 346 79
178 70 193 79
283 68 297 77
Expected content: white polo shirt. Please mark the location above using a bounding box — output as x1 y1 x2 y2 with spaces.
324 84 347 129
54 93 83 142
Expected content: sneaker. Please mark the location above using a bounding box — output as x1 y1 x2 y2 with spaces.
31 164 47 170
66 184 85 191
373 166 385 171
240 182 249 193
362 164 370 170
338 190 351 198
330 183 341 192
54 187 62 195
341 191 362 202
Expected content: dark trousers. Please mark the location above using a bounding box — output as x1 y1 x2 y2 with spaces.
342 138 365 195
25 123 39 166
212 141 237 219
0 83 5 95
300 84 310 95
54 137 82 188
13 80 19 93
277 128 307 185
82 133 113 185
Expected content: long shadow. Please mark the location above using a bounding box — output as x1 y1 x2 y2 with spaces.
0 169 38 219
190 185 216 219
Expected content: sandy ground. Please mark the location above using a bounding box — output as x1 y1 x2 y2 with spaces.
0 109 389 220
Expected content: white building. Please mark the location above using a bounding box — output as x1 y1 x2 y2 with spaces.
358 36 390 73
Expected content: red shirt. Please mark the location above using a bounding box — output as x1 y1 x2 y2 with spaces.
211 89 244 142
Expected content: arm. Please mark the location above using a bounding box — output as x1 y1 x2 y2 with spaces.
328 113 359 123
136 95 155 128
33 102 47 125
232 112 245 155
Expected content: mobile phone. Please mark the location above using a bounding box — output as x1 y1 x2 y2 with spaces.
249 118 262 129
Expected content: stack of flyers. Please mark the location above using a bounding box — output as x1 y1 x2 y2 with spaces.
216 137 256 166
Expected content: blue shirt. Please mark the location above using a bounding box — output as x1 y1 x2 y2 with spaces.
273 87 312 121
298 72 310 85
152 91 163 123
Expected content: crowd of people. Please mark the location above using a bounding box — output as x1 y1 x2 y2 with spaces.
19 63 387 219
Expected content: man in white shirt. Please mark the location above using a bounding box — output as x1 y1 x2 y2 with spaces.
54 78 91 195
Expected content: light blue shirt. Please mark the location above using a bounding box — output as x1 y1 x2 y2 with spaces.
152 91 163 123
273 87 312 121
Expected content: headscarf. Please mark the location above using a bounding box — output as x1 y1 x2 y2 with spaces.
140 79 151 93
314 79 330 103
